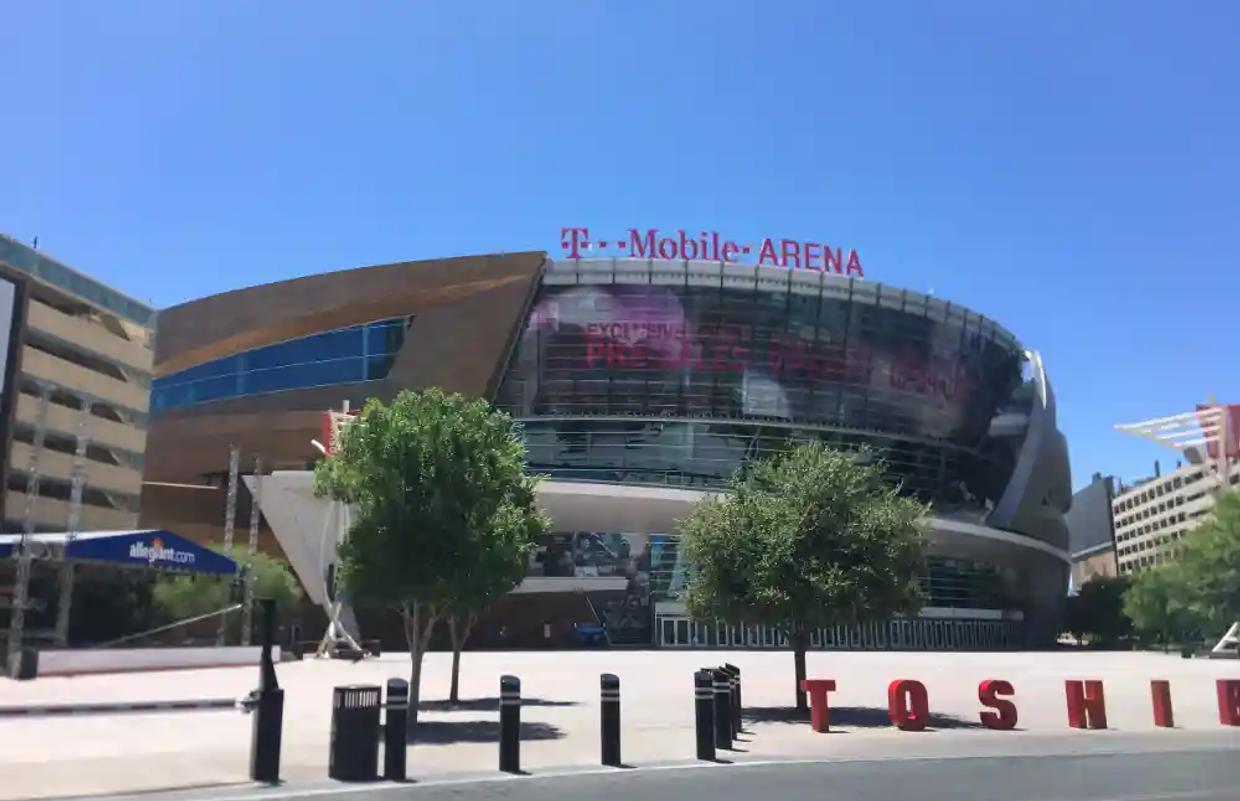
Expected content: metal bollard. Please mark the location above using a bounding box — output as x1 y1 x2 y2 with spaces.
724 664 739 734
13 648 38 681
713 668 733 750
250 689 284 783
249 599 283 783
287 623 303 660
723 663 740 736
600 673 621 767
694 669 716 761
499 675 521 773
384 679 409 781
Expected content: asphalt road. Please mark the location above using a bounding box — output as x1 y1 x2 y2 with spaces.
83 747 1239 801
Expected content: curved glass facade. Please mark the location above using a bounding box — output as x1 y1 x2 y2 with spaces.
152 316 411 412
496 261 1025 506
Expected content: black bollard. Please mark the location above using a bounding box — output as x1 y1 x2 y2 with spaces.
499 675 521 773
288 623 303 660
694 669 716 761
727 663 743 729
249 599 283 783
600 673 621 767
723 663 741 735
384 679 409 781
713 668 732 750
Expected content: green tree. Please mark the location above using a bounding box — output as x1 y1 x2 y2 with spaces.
1175 491 1240 637
680 442 925 710
314 388 542 731
153 548 302 624
1123 565 1197 651
1062 575 1132 647
444 494 546 704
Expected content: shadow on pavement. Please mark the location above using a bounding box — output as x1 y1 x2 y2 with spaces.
410 720 565 744
419 696 579 711
744 705 982 729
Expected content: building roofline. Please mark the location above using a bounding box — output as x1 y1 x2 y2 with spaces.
158 250 549 315
0 233 154 324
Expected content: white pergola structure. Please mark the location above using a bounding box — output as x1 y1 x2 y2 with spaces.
1115 402 1239 658
1114 403 1233 490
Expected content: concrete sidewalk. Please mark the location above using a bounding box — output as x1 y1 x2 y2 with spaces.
1 650 1237 799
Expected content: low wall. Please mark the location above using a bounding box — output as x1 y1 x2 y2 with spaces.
36 646 281 677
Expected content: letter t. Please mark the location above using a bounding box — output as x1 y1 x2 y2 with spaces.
561 227 590 258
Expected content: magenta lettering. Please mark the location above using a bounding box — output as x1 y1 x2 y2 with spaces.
781 239 801 269
678 230 699 261
824 247 842 274
561 227 590 259
846 249 864 277
757 238 778 266
628 228 657 258
563 227 865 277
804 242 821 270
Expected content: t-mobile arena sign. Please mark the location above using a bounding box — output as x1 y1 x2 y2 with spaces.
560 227 864 276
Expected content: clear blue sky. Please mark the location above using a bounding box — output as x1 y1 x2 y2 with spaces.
2 3 1237 491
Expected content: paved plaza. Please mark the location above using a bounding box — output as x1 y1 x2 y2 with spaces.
2 649 1238 799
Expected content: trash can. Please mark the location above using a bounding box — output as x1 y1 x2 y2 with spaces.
329 684 382 781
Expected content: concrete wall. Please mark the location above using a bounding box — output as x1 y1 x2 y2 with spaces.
36 645 280 677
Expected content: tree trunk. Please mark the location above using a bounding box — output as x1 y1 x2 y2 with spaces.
402 600 439 736
792 629 808 710
448 615 462 704
448 611 477 704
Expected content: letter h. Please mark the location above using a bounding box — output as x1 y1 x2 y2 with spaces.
1065 680 1107 729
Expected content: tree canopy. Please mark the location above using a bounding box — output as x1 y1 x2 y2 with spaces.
443 494 544 701
314 388 545 725
152 547 302 623
1122 566 1195 649
1063 575 1131 647
1124 490 1240 646
1174 490 1240 633
680 441 925 708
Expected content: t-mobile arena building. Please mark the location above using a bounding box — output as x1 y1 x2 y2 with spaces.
141 228 1071 650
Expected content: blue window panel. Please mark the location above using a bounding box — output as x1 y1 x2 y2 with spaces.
155 354 240 388
367 322 405 355
243 357 366 395
246 326 364 370
151 373 236 410
365 353 397 380
151 316 410 412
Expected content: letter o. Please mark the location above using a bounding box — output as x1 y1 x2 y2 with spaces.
888 679 929 731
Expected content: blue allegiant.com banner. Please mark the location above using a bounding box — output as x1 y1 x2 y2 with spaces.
0 529 237 575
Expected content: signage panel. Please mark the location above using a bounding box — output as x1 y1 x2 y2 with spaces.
561 227 864 275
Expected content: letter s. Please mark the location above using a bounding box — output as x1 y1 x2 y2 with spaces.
979 679 1017 730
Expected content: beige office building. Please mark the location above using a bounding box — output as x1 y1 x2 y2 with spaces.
1111 461 1240 574
0 234 154 534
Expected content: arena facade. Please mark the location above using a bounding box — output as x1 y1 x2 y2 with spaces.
141 245 1071 650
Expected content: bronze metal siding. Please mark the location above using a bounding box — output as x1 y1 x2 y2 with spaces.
155 252 546 373
143 251 547 485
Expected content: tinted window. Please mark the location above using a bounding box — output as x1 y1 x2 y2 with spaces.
151 316 411 411
496 282 1024 505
